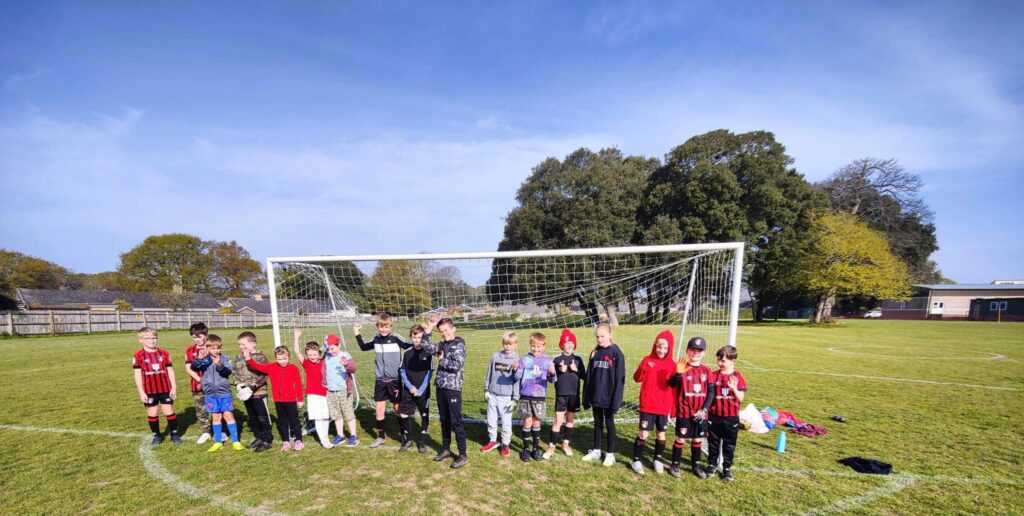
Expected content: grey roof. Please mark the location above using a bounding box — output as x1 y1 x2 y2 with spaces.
15 288 221 310
917 284 1024 291
227 297 335 314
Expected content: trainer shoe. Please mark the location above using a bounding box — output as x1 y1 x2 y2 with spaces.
451 455 468 469
280 441 292 452
196 432 212 444
253 441 270 453
417 439 427 453
520 448 531 462
500 444 510 457
631 460 645 475
208 442 224 452
668 465 681 478
602 453 616 467
561 441 573 456
399 439 414 452
151 434 164 446
433 449 452 462
722 469 734 481
705 465 717 477
346 436 359 447
581 449 602 462
294 440 305 451
250 438 262 447
542 444 556 460
653 460 665 474
332 435 345 446
369 437 386 449
480 441 499 453
232 442 244 451
321 441 334 450
532 448 543 461
693 464 708 479
170 432 182 445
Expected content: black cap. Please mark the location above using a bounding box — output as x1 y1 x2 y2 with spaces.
686 337 706 350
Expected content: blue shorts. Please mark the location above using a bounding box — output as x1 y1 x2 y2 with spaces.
205 394 234 413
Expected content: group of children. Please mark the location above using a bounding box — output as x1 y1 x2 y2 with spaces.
134 313 747 479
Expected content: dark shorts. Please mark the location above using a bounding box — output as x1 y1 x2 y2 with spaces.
374 378 401 404
399 390 431 416
554 394 580 413
639 411 669 432
675 416 709 439
519 398 546 420
143 392 173 407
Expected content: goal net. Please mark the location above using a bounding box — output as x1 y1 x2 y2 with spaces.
266 243 744 423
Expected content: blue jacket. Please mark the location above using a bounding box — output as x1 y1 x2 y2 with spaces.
191 354 233 397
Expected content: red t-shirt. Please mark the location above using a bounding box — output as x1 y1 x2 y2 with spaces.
133 348 173 394
246 359 304 403
301 358 327 396
708 370 747 418
676 364 712 418
184 344 204 393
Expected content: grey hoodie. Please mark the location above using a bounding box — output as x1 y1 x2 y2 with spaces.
484 350 521 399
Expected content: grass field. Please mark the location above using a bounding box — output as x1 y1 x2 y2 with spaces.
2 319 1022 514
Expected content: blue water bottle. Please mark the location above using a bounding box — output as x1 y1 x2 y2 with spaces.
776 430 787 453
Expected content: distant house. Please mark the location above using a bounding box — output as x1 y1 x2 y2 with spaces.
15 288 221 311
226 296 354 316
880 282 1024 320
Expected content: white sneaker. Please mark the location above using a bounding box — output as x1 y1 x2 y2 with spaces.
631 460 645 474
321 441 335 450
653 460 665 474
196 433 211 444
582 449 602 462
603 453 616 467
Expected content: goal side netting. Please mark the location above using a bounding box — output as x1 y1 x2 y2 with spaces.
266 243 744 423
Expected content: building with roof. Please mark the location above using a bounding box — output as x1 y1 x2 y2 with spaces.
225 296 355 316
15 288 221 311
879 282 1024 320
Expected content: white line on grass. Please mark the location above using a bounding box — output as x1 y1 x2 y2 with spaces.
0 424 147 439
740 360 1020 391
826 345 1006 361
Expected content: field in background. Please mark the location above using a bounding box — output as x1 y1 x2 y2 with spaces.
1 320 1022 514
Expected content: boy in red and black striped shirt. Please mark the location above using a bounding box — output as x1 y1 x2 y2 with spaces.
667 336 714 479
184 322 213 444
705 345 747 481
132 327 181 445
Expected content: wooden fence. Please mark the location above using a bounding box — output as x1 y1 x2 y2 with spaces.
0 310 347 336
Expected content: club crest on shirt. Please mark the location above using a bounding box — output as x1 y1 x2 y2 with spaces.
151 363 161 371
722 388 729 396
693 384 701 393
700 374 707 382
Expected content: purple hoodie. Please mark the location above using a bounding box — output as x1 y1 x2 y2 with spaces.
515 353 555 399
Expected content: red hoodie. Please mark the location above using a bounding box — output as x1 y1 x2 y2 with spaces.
246 359 304 403
633 330 677 417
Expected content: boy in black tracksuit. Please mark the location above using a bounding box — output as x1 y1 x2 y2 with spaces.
399 325 433 453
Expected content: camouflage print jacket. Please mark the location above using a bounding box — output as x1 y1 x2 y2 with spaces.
232 351 269 397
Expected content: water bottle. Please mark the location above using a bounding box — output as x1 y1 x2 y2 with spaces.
776 430 787 453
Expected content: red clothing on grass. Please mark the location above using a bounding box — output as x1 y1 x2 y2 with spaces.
300 358 327 396
633 330 677 417
708 370 747 418
674 363 712 418
245 359 304 403
184 344 204 393
133 348 173 394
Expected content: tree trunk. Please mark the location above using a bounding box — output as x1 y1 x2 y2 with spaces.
601 302 619 327
628 296 637 318
813 290 837 323
752 296 764 322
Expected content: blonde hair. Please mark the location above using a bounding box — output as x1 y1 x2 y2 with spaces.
376 312 393 327
529 332 546 346
502 331 518 347
137 326 156 338
206 334 223 349
591 323 614 358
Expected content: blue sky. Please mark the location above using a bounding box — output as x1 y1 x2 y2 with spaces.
2 1 1021 286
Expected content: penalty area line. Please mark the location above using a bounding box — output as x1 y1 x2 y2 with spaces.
740 360 1019 391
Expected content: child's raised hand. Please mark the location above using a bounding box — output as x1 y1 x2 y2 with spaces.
559 362 568 373
298 401 304 408
727 375 739 390
569 361 578 372
511 360 519 372
428 314 438 328
352 323 362 335
293 328 302 339
548 364 556 375
212 355 220 365
676 358 688 375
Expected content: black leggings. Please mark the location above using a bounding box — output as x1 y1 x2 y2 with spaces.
275 401 303 442
592 406 617 452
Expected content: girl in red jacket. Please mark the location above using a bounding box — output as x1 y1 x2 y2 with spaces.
630 330 676 475
244 346 305 452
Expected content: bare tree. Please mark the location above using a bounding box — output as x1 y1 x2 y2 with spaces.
819 158 931 222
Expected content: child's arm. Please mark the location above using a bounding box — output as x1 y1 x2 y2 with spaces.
632 361 647 383
245 357 271 374
191 356 210 372
353 324 375 351
133 368 147 403
574 356 584 376
418 369 431 396
484 355 494 392
343 355 356 375
437 340 465 372
400 366 416 394
293 367 304 405
166 365 177 400
729 374 746 403
185 350 203 383
292 328 304 360
611 348 626 411
215 356 232 378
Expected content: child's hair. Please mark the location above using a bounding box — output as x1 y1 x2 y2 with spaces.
501 331 518 347
591 322 614 357
274 346 289 357
409 324 425 336
304 341 321 353
437 317 455 329
206 334 222 349
716 345 738 361
137 326 156 337
529 332 546 346
238 331 257 342
376 312 393 327
189 322 209 337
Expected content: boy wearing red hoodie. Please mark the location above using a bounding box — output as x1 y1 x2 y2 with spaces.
667 336 713 479
243 346 305 452
630 330 676 475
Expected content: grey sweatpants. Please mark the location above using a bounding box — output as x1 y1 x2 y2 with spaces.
487 394 515 445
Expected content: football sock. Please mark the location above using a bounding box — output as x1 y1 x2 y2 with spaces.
671 441 684 466
227 422 239 443
563 425 573 442
633 438 646 462
550 428 561 446
531 428 541 449
419 412 429 433
654 439 666 463
521 426 531 450
400 417 411 441
691 441 702 466
375 419 385 439
148 416 160 435
166 414 178 434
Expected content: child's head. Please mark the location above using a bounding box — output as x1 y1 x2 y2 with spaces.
274 346 290 366
558 329 577 354
237 331 257 353
501 331 518 354
654 339 670 359
594 323 613 348
304 341 322 362
650 330 674 359
409 324 425 347
206 334 223 356
376 312 393 336
437 318 456 340
137 327 158 349
685 336 707 364
324 334 341 356
529 332 546 355
189 322 209 345
715 345 738 370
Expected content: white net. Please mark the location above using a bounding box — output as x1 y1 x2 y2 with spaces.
268 244 743 423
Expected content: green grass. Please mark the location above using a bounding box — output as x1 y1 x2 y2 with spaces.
1 320 1022 514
